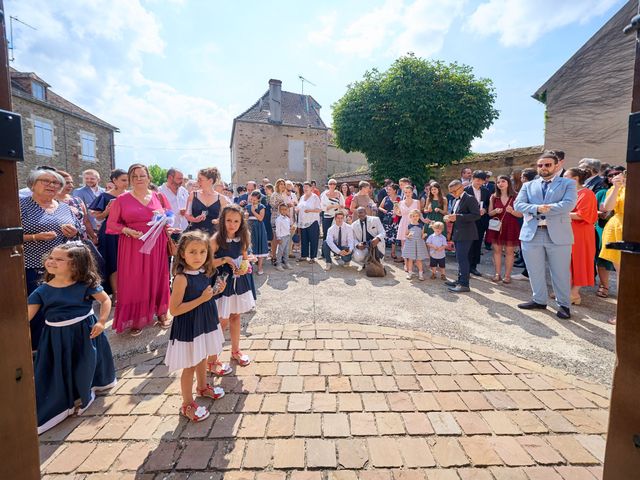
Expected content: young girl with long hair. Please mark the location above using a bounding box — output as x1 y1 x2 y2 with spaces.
165 231 227 422
210 204 257 369
28 242 116 434
246 190 269 275
423 182 448 237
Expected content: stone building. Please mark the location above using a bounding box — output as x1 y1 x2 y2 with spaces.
533 0 636 167
230 79 367 187
10 68 118 187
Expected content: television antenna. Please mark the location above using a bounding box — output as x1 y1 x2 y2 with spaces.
8 16 37 62
298 75 316 95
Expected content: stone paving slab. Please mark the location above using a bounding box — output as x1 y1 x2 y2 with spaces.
40 323 609 479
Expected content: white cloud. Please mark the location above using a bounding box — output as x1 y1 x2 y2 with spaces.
471 126 519 152
308 12 337 45
467 0 621 47
309 0 466 58
6 0 233 179
392 0 466 57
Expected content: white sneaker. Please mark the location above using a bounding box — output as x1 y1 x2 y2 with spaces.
418 273 425 281
511 273 528 281
357 265 364 272
275 265 284 271
282 262 291 270
406 272 413 280
324 263 332 271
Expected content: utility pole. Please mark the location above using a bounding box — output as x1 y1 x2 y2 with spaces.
0 1 41 478
305 123 312 182
603 2 640 478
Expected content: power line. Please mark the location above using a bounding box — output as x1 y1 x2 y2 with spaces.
115 144 222 151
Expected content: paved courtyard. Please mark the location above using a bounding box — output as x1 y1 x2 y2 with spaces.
41 321 610 479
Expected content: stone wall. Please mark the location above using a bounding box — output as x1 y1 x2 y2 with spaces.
327 144 368 178
539 0 635 168
437 146 544 184
13 95 115 187
231 121 328 186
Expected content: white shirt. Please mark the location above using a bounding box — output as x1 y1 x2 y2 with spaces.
296 193 321 228
158 183 189 231
325 222 355 254
275 214 292 239
320 190 345 218
472 186 482 204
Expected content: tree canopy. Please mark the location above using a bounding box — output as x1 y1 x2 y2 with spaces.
332 54 499 186
148 164 167 186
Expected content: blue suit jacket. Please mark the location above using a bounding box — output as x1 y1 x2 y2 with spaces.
514 176 577 245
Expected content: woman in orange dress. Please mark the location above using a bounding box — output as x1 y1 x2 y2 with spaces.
565 168 598 305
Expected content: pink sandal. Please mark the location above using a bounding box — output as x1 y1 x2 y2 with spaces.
231 351 251 367
180 401 209 422
197 384 225 400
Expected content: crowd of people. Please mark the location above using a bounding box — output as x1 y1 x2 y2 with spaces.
19 149 626 431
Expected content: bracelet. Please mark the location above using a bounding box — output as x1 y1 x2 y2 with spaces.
32 234 36 242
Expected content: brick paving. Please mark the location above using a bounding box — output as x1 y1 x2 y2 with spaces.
39 323 610 479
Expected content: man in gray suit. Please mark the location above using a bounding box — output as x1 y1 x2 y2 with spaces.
514 152 577 319
72 168 104 229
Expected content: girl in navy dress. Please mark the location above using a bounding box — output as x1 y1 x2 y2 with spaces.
246 190 269 275
165 231 227 423
27 242 116 434
210 204 256 369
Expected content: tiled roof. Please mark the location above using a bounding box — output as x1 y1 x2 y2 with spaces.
236 90 327 129
9 68 118 131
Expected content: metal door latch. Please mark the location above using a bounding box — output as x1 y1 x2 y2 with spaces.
606 242 640 254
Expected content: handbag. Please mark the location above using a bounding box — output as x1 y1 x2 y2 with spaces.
365 243 386 277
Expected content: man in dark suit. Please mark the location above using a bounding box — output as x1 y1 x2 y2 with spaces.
464 171 490 276
444 180 480 292
578 158 607 193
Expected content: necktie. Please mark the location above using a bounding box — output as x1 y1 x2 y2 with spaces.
361 220 366 241
338 226 342 247
542 180 550 197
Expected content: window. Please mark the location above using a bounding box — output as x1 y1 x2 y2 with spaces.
34 119 53 156
288 139 304 172
32 82 45 101
80 131 96 161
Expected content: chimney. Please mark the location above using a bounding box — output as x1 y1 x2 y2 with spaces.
268 79 282 124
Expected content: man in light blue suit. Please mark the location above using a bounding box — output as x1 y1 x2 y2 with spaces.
514 152 577 319
72 168 104 230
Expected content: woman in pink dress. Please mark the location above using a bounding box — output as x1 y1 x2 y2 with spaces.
395 185 420 267
107 164 171 336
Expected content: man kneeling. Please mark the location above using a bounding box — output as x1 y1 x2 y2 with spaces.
323 211 354 271
351 207 386 271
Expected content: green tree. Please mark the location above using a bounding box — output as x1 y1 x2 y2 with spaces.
148 164 167 186
332 54 499 186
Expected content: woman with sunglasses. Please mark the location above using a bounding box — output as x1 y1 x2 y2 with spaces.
20 169 81 351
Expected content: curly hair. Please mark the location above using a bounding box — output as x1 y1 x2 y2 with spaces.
172 230 215 277
213 203 251 252
43 241 101 287
198 167 220 183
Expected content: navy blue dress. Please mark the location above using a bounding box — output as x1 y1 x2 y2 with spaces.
28 282 116 434
263 202 273 242
188 192 221 235
89 193 118 294
214 238 257 318
246 204 269 257
165 271 225 372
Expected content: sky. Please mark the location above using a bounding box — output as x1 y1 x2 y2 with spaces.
5 0 628 182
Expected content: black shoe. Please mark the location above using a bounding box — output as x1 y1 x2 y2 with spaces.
470 268 482 277
444 280 458 287
514 260 525 268
556 306 571 319
448 285 470 293
517 301 547 310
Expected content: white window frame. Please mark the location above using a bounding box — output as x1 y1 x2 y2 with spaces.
32 81 45 101
80 131 97 162
33 118 54 157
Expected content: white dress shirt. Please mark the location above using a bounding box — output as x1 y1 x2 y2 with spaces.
325 222 355 254
275 214 292 239
158 183 189 231
296 193 321 228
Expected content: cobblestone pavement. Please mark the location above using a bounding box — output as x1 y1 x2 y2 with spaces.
41 323 610 479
